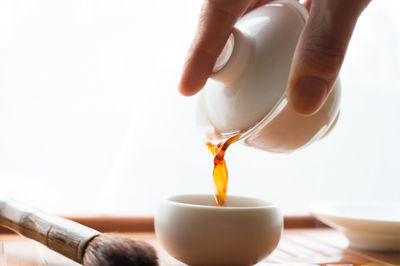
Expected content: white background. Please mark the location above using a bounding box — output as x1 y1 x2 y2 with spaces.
0 0 399 216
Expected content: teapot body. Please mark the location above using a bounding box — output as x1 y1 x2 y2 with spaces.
242 82 340 153
197 0 341 153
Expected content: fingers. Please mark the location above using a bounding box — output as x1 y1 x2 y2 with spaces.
287 0 370 115
178 0 252 96
303 0 312 11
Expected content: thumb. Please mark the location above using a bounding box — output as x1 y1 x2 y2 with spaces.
287 0 370 115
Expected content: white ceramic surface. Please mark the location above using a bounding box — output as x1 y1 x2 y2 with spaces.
310 201 400 251
197 0 341 153
155 194 283 266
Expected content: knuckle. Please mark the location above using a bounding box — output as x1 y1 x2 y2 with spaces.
205 0 247 23
207 1 238 23
300 34 346 75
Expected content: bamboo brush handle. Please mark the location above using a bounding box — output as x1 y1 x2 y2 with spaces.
0 197 100 263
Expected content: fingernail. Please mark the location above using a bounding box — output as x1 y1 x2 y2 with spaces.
290 76 328 115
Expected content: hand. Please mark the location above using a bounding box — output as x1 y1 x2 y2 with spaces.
178 0 371 115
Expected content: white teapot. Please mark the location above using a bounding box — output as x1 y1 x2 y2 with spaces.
197 0 341 153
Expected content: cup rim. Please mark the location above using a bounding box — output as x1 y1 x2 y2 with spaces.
161 194 278 210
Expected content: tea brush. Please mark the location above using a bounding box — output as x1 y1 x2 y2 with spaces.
0 197 158 266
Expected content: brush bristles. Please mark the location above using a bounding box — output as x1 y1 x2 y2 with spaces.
83 234 158 266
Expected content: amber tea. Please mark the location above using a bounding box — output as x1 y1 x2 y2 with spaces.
207 134 240 207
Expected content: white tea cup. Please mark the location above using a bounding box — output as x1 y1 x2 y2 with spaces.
154 194 283 266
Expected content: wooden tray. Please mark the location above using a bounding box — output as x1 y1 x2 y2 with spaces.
0 216 399 265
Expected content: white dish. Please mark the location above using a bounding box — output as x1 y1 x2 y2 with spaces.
310 201 400 251
155 194 283 266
